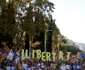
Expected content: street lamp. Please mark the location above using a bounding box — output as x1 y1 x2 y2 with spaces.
44 30 53 70
44 30 53 52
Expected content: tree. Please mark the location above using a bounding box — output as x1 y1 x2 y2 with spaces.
21 4 35 51
0 2 17 47
0 0 60 53
59 45 81 55
20 0 55 52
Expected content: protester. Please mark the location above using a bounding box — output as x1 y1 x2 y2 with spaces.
70 63 74 70
65 62 70 70
75 63 81 70
22 60 27 70
60 63 66 70
0 44 84 70
7 49 14 61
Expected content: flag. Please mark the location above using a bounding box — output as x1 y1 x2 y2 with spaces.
32 41 41 47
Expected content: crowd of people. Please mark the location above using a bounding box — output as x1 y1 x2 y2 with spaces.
0 46 56 70
0 41 85 70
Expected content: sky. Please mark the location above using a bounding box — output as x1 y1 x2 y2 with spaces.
49 0 85 43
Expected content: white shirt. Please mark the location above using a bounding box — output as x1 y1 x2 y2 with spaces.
65 65 70 69
10 66 16 70
31 67 36 70
6 66 11 70
22 64 27 70
37 63 41 66
73 65 76 69
38 68 42 70
60 66 66 70
15 57 19 64
7 49 14 60
27 68 32 70
76 65 81 69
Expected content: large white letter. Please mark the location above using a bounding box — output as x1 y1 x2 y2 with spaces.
21 49 25 58
52 53 56 61
32 50 35 58
36 50 41 58
59 51 63 60
46 52 51 61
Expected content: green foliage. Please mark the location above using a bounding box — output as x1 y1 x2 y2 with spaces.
59 45 81 54
0 0 61 52
0 3 17 45
21 5 35 35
